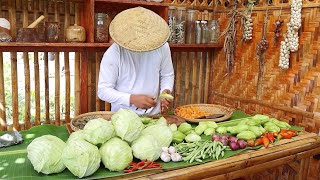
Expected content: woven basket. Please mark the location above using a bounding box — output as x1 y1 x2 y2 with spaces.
175 104 234 123
70 111 114 132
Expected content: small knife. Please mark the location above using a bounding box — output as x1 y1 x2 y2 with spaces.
196 114 225 119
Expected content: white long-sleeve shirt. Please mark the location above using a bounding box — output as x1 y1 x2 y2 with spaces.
97 42 174 115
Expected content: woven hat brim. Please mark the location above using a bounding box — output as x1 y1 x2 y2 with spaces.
109 7 170 52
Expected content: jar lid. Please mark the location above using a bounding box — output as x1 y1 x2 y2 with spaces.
0 18 10 30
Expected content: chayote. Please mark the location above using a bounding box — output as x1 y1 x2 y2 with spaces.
237 118 250 125
229 124 249 135
259 126 266 133
236 131 256 140
195 124 208 135
248 126 262 137
172 131 186 143
204 127 215 136
264 125 280 133
216 126 227 134
270 118 291 129
185 132 201 143
178 122 192 135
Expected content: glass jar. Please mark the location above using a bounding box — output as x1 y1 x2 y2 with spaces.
208 20 220 43
195 20 202 44
66 24 86 42
45 22 60 42
201 20 209 44
186 9 197 44
175 7 186 44
168 6 176 43
94 13 109 43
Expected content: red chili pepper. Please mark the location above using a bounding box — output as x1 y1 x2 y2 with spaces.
273 132 279 137
247 139 255 147
280 129 287 133
267 133 275 142
287 130 298 136
255 137 263 146
280 132 292 139
262 137 270 148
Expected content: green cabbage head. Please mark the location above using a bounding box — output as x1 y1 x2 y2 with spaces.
67 130 86 143
83 118 115 145
131 134 162 161
27 135 66 174
62 140 101 178
100 137 133 171
141 124 173 147
111 109 144 143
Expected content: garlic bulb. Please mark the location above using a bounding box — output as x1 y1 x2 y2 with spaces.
242 14 253 41
170 153 182 162
160 152 171 162
168 146 176 154
278 0 302 70
161 147 169 153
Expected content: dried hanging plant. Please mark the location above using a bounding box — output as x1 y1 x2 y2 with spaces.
221 2 238 75
256 4 269 99
241 0 255 42
273 0 284 46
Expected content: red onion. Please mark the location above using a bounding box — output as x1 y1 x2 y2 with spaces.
237 139 247 149
220 135 229 141
220 139 229 146
212 134 220 141
228 136 238 143
229 142 240 150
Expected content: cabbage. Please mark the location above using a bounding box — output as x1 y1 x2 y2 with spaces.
111 109 144 143
62 140 101 178
27 135 66 174
156 117 168 126
141 124 172 147
83 118 115 145
131 134 161 161
100 137 133 171
67 130 86 143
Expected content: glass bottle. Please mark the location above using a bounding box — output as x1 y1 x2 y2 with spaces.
201 20 209 44
195 20 202 44
168 6 176 43
94 13 109 43
186 9 197 44
175 7 186 44
208 20 220 43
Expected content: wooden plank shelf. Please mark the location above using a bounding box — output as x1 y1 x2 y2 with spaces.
0 42 223 52
94 0 168 7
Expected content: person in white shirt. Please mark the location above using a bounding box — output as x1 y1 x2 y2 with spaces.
97 7 174 115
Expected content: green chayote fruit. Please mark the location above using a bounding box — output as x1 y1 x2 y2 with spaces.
195 124 207 135
185 132 201 143
172 131 186 143
216 126 227 134
264 125 280 133
229 124 249 135
204 127 215 136
248 126 262 137
178 122 192 135
236 131 256 140
270 118 291 129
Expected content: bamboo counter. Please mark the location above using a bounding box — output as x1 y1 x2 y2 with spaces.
113 132 320 180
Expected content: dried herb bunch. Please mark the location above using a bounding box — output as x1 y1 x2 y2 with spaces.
273 0 284 46
222 2 238 75
241 0 255 42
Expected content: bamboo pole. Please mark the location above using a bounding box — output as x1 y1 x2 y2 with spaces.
204 51 211 103
198 51 204 103
43 0 50 124
64 1 70 123
33 0 40 125
184 52 191 105
0 52 6 131
8 0 19 131
87 53 93 112
175 52 181 107
191 52 198 103
22 0 31 129
54 1 60 125
95 52 101 111
74 3 80 116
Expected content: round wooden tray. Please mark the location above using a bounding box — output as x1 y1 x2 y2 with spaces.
175 104 234 123
70 111 114 132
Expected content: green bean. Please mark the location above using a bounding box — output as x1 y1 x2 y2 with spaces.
215 145 221 160
221 150 225 158
195 158 203 163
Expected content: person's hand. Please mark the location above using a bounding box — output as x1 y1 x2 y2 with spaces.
130 95 157 109
160 89 172 113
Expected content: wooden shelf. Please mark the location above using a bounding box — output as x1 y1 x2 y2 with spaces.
94 0 168 7
0 42 223 52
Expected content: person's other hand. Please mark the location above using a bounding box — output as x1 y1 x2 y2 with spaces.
130 95 156 109
160 89 172 113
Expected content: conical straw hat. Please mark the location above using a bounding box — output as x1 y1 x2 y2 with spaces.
109 7 170 52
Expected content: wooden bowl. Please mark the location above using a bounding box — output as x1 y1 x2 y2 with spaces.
175 104 234 123
70 111 114 132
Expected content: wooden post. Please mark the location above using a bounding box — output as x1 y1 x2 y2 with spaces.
54 1 60 125
43 0 50 124
0 52 6 131
80 51 88 114
64 0 70 123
